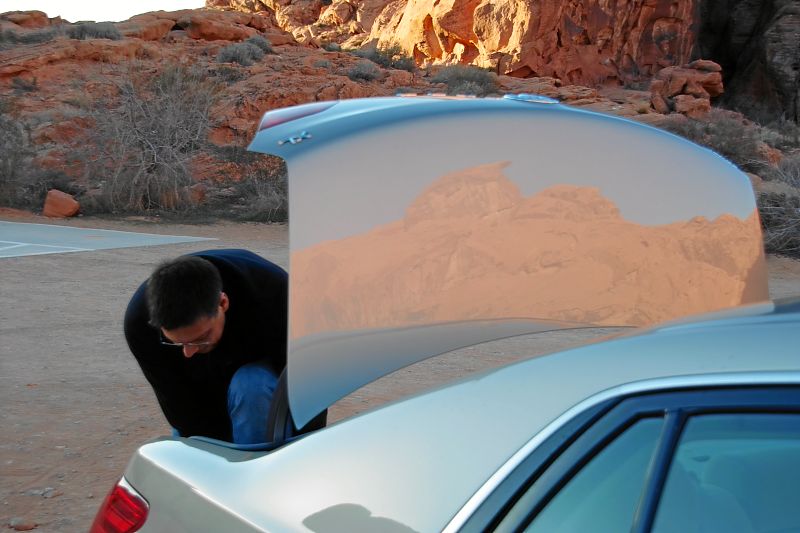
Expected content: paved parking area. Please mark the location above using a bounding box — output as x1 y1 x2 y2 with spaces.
0 221 214 258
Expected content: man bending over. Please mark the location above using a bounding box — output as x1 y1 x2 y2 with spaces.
124 249 287 444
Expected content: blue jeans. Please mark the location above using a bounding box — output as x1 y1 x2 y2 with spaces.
226 361 279 444
170 361 278 444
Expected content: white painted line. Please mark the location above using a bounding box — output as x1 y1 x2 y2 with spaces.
0 221 215 240
0 243 27 251
0 249 86 257
0 240 90 251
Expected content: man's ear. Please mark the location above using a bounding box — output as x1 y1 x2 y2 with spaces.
220 292 230 313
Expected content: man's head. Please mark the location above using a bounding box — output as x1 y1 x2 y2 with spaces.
146 255 229 358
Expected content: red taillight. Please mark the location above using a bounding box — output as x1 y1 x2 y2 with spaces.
258 101 337 131
90 480 149 533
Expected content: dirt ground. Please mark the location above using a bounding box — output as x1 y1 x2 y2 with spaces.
1 214 799 532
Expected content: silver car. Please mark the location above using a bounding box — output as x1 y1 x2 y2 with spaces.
91 96 800 533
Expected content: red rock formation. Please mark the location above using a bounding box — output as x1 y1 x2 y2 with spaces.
0 8 439 208
206 0 700 86
649 59 723 118
42 189 80 217
204 0 796 123
1 10 52 28
696 0 799 123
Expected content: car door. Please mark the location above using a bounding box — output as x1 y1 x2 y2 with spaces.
461 385 800 532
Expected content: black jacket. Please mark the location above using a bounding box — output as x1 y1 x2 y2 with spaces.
124 249 287 441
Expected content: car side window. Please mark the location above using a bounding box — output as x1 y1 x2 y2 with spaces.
523 417 663 533
651 413 800 533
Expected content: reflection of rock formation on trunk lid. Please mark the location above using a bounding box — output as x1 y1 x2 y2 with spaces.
290 162 766 339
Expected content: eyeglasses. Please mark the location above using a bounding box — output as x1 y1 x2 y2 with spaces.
159 331 215 348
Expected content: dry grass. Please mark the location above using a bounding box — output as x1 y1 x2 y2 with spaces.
82 64 221 212
431 65 498 96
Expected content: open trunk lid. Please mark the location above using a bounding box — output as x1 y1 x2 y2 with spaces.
248 96 767 427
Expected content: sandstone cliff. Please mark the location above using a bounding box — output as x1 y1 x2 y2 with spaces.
205 0 798 122
696 0 799 123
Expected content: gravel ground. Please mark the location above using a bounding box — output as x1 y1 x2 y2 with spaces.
1 213 798 532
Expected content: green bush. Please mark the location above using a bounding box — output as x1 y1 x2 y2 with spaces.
217 41 265 66
431 65 498 96
322 42 341 52
352 43 415 72
348 60 381 82
66 22 121 40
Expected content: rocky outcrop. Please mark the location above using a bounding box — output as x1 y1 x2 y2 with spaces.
205 0 797 123
695 0 799 123
1 10 54 28
42 190 79 217
206 0 700 86
368 0 697 85
650 59 723 118
0 8 441 207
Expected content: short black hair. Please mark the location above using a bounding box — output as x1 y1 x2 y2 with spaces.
146 255 223 330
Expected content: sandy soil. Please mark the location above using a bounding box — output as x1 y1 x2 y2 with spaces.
1 214 799 532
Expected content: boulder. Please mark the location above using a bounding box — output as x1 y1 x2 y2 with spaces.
42 190 80 218
117 18 175 41
177 13 257 40
188 183 209 204
673 94 711 119
319 1 357 26
1 10 50 29
650 60 723 117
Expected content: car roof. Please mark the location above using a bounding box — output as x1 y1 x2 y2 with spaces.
248 96 768 428
133 298 800 532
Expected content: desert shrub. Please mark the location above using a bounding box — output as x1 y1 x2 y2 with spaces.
352 43 415 72
66 22 121 40
764 153 800 188
0 101 34 205
659 109 764 172
84 64 221 212
0 28 60 47
759 191 800 258
431 64 498 96
245 35 273 54
759 118 800 152
217 41 265 66
348 60 381 82
313 59 332 69
208 145 288 222
21 169 82 209
11 77 38 93
212 65 246 83
0 100 85 209
322 42 341 52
